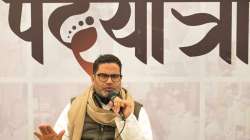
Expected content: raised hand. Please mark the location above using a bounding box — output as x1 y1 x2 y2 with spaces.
112 97 132 119
34 124 65 140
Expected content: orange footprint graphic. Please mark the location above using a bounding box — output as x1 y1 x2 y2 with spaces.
69 16 97 76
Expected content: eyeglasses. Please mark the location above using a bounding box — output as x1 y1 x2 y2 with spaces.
96 73 122 82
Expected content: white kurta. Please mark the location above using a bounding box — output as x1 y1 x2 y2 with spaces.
54 103 153 140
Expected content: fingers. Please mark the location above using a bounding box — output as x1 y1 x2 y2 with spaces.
112 97 127 115
47 126 56 134
107 100 114 107
112 99 119 115
38 125 56 135
34 125 64 140
34 132 41 139
58 130 65 140
122 100 131 107
114 100 120 113
39 125 49 135
112 99 133 119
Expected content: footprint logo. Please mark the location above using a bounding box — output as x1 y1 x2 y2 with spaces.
68 16 97 76
48 3 97 76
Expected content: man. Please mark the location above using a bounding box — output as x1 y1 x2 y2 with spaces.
34 54 153 140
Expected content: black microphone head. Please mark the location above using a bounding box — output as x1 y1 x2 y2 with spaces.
107 91 118 102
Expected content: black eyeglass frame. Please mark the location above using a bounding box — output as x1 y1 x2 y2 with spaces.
95 73 122 82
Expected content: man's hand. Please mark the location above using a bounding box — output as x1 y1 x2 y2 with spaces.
111 97 133 119
34 125 65 140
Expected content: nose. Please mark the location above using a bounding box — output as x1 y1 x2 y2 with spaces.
106 76 113 84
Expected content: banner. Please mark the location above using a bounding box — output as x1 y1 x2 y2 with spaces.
0 1 250 139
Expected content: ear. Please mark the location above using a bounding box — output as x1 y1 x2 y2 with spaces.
91 74 95 83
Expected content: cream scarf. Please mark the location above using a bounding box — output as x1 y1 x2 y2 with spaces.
68 86 134 140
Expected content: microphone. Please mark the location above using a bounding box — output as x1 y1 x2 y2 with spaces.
107 91 126 120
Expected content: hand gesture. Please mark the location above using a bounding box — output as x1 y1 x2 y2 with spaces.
34 124 65 140
111 97 132 119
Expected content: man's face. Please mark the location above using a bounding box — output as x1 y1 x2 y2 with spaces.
91 63 122 97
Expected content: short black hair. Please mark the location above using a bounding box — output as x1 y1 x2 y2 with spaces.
93 54 122 74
